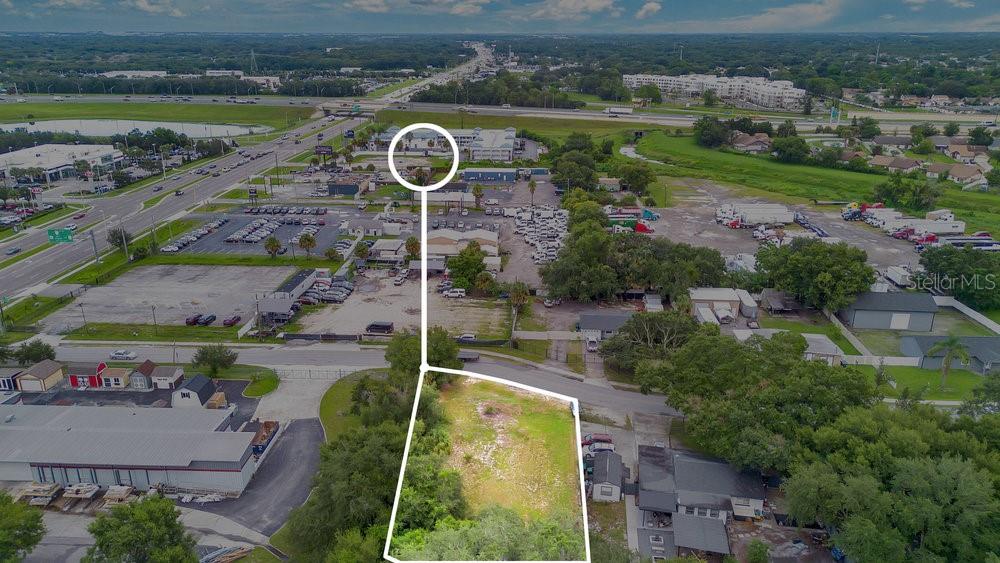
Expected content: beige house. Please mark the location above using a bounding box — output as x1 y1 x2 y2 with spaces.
947 145 977 164
730 132 772 154
16 360 64 392
925 163 952 179
888 157 921 174
948 164 984 184
869 155 894 168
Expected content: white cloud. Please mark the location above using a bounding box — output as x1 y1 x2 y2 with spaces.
946 0 974 8
902 0 928 10
120 0 184 16
344 0 389 12
1 0 15 7
448 0 489 15
880 13 896 19
344 0 488 15
520 0 619 20
716 0 842 31
635 0 660 19
36 0 100 7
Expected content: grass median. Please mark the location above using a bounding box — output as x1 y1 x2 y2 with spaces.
0 102 313 130
0 242 54 270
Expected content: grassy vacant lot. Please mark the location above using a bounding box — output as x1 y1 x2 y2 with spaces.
0 103 313 130
319 369 382 440
636 132 1000 234
376 109 642 145
439 376 581 522
586 499 627 550
758 312 860 355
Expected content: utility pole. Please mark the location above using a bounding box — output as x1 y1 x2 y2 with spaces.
89 230 100 265
118 216 130 261
78 303 87 328
151 305 158 336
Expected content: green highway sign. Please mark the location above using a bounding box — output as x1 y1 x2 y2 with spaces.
47 228 74 244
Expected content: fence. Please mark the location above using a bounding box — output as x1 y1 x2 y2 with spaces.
283 333 362 342
842 356 921 367
273 367 360 380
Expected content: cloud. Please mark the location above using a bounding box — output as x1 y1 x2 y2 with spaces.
344 0 488 15
36 0 101 7
635 0 660 19
717 0 842 31
1 0 14 7
120 0 184 16
344 0 389 12
902 0 929 10
946 0 974 7
520 0 619 20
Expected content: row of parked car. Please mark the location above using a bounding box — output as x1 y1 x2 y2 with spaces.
289 225 321 245
184 313 242 327
160 218 229 253
297 277 355 305
243 206 328 216
435 279 466 298
226 219 280 244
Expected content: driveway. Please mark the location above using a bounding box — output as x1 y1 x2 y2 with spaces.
193 418 324 535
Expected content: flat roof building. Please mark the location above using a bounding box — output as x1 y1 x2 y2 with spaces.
0 144 124 183
0 404 258 494
623 74 806 110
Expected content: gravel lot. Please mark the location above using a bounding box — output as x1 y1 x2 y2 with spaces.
42 265 296 330
655 180 917 269
297 271 422 334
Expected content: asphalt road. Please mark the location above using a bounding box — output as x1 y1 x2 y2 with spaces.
52 342 673 415
0 117 363 298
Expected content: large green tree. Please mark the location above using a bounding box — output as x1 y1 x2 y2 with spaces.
84 495 196 563
756 238 875 312
0 492 44 562
448 241 486 290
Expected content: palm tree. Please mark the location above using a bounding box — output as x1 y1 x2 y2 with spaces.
324 247 342 262
299 233 316 258
528 179 537 207
927 335 970 388
472 183 485 208
264 236 281 258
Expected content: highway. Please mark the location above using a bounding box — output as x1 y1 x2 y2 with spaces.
0 117 363 298
52 341 675 415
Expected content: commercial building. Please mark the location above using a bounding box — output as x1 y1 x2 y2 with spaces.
271 268 318 301
0 144 124 183
460 168 518 183
623 74 806 110
426 229 499 257
0 405 259 494
837 291 937 331
450 128 518 162
172 374 216 408
100 70 169 79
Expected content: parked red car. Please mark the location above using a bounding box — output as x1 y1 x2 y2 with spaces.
581 433 613 446
223 315 242 327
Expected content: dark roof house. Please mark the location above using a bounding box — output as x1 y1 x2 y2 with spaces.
172 374 215 407
673 513 731 556
134 360 157 377
579 311 634 338
901 335 1000 375
593 450 624 488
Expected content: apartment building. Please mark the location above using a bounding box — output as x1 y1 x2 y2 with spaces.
622 74 807 110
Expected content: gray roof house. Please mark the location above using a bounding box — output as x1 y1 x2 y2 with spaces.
172 374 215 408
837 291 937 331
901 335 1000 375
591 450 624 502
673 512 731 556
579 311 635 341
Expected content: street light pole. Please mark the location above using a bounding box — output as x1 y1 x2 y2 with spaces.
78 303 87 328
151 305 157 336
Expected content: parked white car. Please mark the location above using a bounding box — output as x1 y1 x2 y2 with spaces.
443 288 466 298
109 349 137 360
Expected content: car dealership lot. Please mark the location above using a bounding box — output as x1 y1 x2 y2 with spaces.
171 213 342 256
41 265 296 330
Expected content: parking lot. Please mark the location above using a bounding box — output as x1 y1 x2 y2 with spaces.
41 265 296 330
297 271 422 334
170 211 342 256
655 180 916 268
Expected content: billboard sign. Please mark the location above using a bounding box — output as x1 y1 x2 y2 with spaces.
315 145 334 156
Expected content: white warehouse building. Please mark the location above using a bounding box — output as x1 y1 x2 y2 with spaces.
0 144 124 183
623 74 807 110
0 405 258 495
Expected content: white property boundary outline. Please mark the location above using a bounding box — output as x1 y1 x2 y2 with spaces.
382 125 592 563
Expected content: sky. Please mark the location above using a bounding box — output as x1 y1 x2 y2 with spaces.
0 0 998 33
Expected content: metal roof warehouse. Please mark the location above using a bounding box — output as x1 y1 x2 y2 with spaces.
0 405 259 495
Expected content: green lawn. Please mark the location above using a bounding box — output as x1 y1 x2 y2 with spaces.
65 322 241 343
237 546 281 563
636 132 1000 235
0 102 313 130
376 109 642 144
2 294 73 326
586 500 627 550
365 78 422 99
436 377 582 524
566 351 585 374
141 189 178 210
855 364 983 401
852 309 994 356
0 242 53 270
905 150 955 164
319 369 380 440
984 310 1000 325
758 312 861 355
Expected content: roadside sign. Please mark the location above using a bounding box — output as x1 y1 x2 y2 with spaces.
314 145 334 156
30 187 42 194
248 187 258 197
47 228 74 244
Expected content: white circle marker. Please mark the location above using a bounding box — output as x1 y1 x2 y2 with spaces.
386 122 460 193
